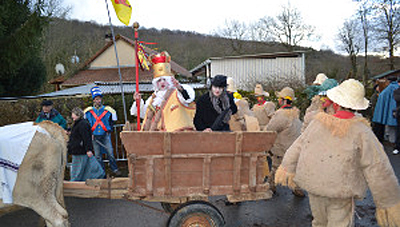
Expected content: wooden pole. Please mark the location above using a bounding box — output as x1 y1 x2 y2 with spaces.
133 22 141 131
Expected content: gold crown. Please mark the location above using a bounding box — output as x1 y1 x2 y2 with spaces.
149 51 173 78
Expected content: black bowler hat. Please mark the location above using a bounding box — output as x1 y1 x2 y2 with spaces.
211 75 228 88
41 100 53 106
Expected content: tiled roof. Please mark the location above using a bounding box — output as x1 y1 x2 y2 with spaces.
62 67 153 87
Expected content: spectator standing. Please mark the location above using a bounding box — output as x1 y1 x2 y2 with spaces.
84 87 121 176
35 100 67 130
68 107 105 181
372 78 399 143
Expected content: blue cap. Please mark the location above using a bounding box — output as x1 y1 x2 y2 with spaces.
90 86 103 99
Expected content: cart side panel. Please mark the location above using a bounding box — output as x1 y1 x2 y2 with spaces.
122 131 277 199
170 132 236 154
121 132 164 155
242 132 276 153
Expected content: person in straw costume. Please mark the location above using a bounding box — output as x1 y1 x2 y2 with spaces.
275 79 400 227
302 78 338 133
224 77 260 131
130 51 196 131
265 87 304 196
251 84 276 130
313 73 329 86
226 77 243 102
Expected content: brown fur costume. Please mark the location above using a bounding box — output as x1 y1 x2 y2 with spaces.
265 107 302 191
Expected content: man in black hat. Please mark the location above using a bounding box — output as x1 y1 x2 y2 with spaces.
35 100 67 129
194 75 237 131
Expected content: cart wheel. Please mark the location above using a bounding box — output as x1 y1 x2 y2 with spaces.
161 202 181 213
167 201 225 227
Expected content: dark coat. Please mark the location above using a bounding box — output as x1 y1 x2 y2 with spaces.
194 91 237 131
67 118 93 155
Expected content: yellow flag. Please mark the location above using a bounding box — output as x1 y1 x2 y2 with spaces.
111 0 132 26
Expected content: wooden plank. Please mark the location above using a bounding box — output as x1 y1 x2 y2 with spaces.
233 132 243 195
128 154 136 190
85 178 129 189
146 158 154 196
164 133 172 196
202 156 211 194
227 190 273 203
63 180 128 199
249 154 258 192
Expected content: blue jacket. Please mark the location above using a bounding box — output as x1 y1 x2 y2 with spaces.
84 105 117 136
372 81 399 126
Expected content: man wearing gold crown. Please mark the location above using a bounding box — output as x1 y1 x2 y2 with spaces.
275 79 400 227
130 51 196 131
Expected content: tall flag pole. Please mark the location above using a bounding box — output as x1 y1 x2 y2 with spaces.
104 0 129 123
133 22 141 130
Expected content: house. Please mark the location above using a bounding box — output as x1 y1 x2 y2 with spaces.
52 35 192 89
190 52 305 90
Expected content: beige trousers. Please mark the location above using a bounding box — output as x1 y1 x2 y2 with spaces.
308 193 354 227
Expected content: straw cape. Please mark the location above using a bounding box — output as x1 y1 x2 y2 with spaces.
275 112 400 226
327 79 369 110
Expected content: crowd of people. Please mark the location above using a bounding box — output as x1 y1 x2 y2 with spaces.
37 51 400 226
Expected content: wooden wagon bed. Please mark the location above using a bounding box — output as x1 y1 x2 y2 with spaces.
120 131 276 203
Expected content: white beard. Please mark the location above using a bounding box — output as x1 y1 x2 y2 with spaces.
152 90 168 107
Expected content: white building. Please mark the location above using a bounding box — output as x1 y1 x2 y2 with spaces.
190 52 305 90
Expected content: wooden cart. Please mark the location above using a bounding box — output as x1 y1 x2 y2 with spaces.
64 131 276 227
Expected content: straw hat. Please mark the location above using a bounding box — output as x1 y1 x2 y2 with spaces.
326 79 369 110
227 77 237 92
254 84 269 97
313 73 328 85
275 87 295 101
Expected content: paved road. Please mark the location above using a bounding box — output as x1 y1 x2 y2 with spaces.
1 146 399 227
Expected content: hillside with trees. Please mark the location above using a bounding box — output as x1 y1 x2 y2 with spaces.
1 0 400 97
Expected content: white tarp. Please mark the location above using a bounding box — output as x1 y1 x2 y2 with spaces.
0 122 48 203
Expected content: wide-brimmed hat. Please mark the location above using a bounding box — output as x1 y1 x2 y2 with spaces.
149 51 173 78
275 87 295 101
326 79 369 110
211 75 227 88
226 77 238 92
313 73 328 85
254 84 269 97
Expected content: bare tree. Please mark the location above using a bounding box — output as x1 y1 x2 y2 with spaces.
354 0 373 84
214 20 249 54
255 3 315 51
337 18 363 79
373 0 400 70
